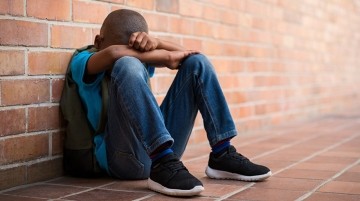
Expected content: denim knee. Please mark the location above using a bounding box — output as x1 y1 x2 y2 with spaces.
111 56 148 83
182 53 216 75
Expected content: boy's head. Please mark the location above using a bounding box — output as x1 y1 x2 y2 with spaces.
95 9 148 50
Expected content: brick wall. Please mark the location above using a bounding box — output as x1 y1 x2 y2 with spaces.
1 0 360 190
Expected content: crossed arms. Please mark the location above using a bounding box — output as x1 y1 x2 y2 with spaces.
87 32 198 75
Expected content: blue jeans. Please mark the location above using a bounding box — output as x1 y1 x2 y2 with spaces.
105 54 237 179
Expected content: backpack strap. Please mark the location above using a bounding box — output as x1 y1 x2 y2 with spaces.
96 75 109 134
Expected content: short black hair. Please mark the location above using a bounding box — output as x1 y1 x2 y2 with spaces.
101 9 148 45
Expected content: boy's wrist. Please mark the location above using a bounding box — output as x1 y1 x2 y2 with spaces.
156 38 163 50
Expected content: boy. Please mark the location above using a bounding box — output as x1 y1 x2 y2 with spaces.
69 9 271 197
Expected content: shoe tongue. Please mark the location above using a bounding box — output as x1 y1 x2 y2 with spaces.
160 153 178 163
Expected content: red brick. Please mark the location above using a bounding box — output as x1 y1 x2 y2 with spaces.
0 108 26 136
193 21 214 37
182 38 202 50
73 0 109 24
142 13 168 32
219 10 238 25
1 79 50 106
0 20 48 47
28 106 61 132
245 0 269 16
202 5 220 22
126 0 154 10
28 51 72 75
0 134 49 165
254 75 288 87
173 18 194 35
27 158 63 183
51 25 93 48
0 0 24 16
224 91 247 104
156 0 178 13
51 78 65 102
154 76 174 93
0 50 25 75
179 0 203 18
27 0 71 21
201 40 222 56
0 166 26 190
232 106 253 119
99 0 124 4
52 131 64 155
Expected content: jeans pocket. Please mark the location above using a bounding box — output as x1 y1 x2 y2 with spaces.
108 151 146 179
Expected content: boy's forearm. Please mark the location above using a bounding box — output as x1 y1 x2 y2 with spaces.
87 45 170 74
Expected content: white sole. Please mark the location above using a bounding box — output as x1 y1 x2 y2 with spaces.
148 178 204 197
205 166 272 181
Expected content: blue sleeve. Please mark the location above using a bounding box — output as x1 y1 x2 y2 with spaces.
147 65 155 77
70 50 104 86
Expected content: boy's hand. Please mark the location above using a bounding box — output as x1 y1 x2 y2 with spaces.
129 32 159 52
166 50 199 70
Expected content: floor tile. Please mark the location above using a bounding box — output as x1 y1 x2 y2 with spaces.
226 187 305 201
102 179 150 192
200 183 242 198
142 194 215 200
0 194 46 201
347 164 360 173
291 162 348 172
4 184 86 199
275 169 336 180
65 188 150 201
46 176 114 188
335 171 360 182
305 156 358 164
304 192 360 201
252 159 295 173
317 181 360 195
253 177 322 191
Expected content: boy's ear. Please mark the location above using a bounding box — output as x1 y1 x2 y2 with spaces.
94 35 103 49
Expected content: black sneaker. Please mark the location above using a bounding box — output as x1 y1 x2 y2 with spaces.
205 145 272 181
148 153 204 196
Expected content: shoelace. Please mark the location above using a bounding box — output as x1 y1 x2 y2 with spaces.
166 160 187 172
228 147 249 161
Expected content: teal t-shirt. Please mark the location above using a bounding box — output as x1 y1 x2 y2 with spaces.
70 49 154 174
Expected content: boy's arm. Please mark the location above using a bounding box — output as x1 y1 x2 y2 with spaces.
87 45 197 75
128 32 185 52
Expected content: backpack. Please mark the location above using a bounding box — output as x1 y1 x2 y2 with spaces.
60 45 108 177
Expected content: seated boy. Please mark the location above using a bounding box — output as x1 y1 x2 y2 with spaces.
69 9 271 197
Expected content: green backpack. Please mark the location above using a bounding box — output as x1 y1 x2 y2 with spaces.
60 45 108 177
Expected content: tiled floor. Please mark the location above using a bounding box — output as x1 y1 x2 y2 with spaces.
1 113 359 201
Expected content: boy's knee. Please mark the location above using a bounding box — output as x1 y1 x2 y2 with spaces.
185 53 208 64
111 56 146 78
182 53 215 74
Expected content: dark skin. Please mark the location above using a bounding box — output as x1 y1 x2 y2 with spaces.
86 31 198 76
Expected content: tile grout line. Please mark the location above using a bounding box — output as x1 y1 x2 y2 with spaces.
132 193 156 201
210 121 358 201
183 118 342 163
295 158 360 201
54 181 117 200
183 130 289 163
215 183 255 201
251 121 358 161
183 128 318 169
271 123 360 176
